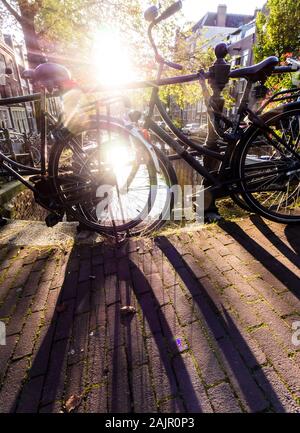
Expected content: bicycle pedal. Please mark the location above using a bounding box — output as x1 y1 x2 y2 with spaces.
45 213 63 227
29 175 42 182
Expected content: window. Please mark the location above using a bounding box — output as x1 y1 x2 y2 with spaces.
242 50 249 66
235 57 241 66
0 107 12 128
11 107 29 133
0 54 6 85
6 58 16 79
245 26 255 38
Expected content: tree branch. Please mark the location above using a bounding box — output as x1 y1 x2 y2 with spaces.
1 0 22 23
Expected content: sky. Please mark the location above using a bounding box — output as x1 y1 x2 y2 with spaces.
182 0 267 22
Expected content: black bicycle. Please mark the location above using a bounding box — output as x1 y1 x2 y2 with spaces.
97 0 300 235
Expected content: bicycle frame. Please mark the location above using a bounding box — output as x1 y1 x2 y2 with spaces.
0 89 60 192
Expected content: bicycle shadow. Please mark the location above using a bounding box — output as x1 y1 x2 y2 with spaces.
284 224 300 257
250 215 300 270
155 235 285 412
219 220 300 299
10 244 92 413
10 239 206 413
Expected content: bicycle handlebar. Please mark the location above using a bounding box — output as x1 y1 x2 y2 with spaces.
153 1 182 25
273 65 300 74
147 2 183 71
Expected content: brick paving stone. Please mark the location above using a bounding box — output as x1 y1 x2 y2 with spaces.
64 360 86 410
104 274 119 307
216 335 269 412
5 259 24 280
87 327 107 385
0 277 15 303
11 263 33 289
185 321 225 386
44 288 59 324
182 254 208 279
39 400 63 413
61 271 78 301
90 290 106 330
208 382 242 413
0 287 20 319
139 292 162 336
107 345 131 412
67 312 89 365
132 364 157 412
75 280 90 315
41 338 69 406
22 250 38 265
223 270 262 303
22 270 42 297
170 285 199 326
249 278 297 318
78 258 92 283
13 311 43 360
117 256 131 281
146 334 178 402
16 375 44 413
158 397 185 413
85 384 107 413
107 301 124 349
173 353 213 413
123 295 148 368
139 252 159 276
0 357 28 413
251 327 300 399
54 299 75 341
0 334 18 382
131 266 152 296
6 295 32 336
158 303 188 355
40 259 58 282
28 324 55 378
147 273 169 307
253 366 300 413
31 280 51 312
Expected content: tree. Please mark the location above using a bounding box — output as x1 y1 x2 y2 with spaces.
255 0 300 62
254 0 300 90
0 0 145 69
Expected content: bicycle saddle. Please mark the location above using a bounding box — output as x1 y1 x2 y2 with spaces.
230 56 279 82
22 63 71 92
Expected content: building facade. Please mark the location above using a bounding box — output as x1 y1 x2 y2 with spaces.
172 4 257 127
0 30 34 133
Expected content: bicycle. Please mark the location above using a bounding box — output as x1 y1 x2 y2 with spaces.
98 0 300 235
0 67 163 237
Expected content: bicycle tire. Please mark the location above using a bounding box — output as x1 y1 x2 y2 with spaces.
235 107 300 223
49 120 158 234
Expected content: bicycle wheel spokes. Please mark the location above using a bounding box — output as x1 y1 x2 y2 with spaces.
51 122 157 233
239 110 300 221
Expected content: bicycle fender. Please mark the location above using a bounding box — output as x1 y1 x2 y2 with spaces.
130 127 160 172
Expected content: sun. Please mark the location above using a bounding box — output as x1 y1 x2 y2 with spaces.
91 28 137 86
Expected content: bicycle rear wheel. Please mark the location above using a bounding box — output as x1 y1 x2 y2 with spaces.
237 108 300 223
49 120 158 233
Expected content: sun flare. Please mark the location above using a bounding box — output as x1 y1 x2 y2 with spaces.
91 29 137 86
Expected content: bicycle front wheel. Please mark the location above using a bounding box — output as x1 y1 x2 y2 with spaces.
49 120 158 234
237 108 300 223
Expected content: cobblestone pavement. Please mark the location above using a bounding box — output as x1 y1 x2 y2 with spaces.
0 216 300 413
